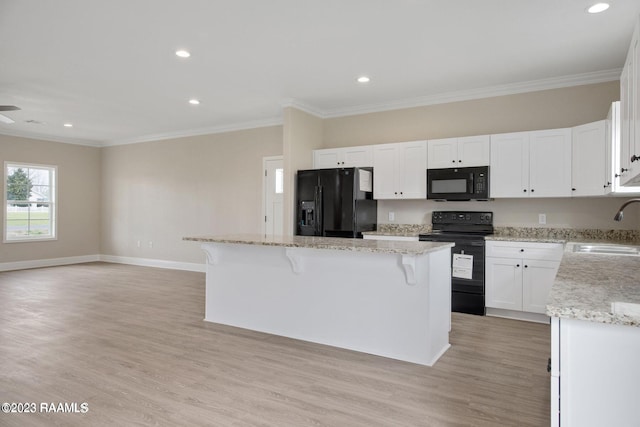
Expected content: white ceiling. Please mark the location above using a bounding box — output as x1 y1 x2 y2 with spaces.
1 0 639 146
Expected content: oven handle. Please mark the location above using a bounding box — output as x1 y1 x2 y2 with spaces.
469 241 485 246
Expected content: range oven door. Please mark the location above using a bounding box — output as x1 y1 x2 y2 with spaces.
420 234 486 315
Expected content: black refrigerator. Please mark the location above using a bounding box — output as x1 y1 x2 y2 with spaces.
296 167 377 238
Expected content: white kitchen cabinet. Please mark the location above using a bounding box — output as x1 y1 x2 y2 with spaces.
313 146 373 169
490 129 572 198
485 241 563 318
623 17 640 185
551 317 640 427
373 140 427 199
571 120 607 196
620 15 640 185
427 135 490 169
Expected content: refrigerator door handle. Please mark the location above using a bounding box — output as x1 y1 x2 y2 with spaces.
315 185 323 235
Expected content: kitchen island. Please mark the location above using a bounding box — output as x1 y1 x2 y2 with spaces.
547 242 640 427
183 234 454 366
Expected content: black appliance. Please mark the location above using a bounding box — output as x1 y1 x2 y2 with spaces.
419 211 494 315
296 167 377 238
427 166 490 201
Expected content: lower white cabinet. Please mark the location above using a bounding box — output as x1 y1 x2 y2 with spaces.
485 241 563 317
551 317 640 426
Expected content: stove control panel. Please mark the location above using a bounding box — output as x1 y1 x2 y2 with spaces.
432 211 493 226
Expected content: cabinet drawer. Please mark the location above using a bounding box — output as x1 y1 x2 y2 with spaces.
486 241 563 261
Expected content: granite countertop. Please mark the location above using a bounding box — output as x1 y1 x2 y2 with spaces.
183 234 453 256
547 243 640 327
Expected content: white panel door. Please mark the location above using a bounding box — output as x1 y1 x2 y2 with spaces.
572 121 606 196
490 132 530 198
373 144 399 199
427 138 457 169
263 157 284 237
521 259 560 314
398 141 427 199
485 257 523 311
529 128 572 197
458 135 490 167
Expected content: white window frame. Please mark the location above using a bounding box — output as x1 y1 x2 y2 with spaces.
4 161 58 243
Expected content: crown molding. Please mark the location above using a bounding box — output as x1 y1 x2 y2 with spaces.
321 68 622 118
0 128 103 147
280 99 326 118
0 69 622 146
102 117 284 147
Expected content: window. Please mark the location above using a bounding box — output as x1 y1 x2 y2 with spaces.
4 162 57 242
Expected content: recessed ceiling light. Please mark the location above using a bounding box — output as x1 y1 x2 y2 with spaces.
587 3 609 13
357 76 371 83
63 123 73 127
176 50 191 58
189 99 200 105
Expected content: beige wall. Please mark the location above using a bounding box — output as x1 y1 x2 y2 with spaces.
320 81 640 229
282 107 324 235
323 82 619 147
0 135 101 263
101 126 283 263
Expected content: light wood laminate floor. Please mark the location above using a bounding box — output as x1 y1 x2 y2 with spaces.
0 262 550 426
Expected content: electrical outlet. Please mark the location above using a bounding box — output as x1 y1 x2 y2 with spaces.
539 214 547 225
136 240 141 248
148 241 153 248
388 212 395 221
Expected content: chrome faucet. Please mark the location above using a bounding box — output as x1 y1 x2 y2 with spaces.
613 198 640 221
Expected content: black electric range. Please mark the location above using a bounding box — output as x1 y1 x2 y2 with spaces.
419 211 493 315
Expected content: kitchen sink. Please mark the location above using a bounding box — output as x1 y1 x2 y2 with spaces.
571 243 640 256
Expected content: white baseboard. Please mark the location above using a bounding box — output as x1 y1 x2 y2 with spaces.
0 254 205 273
0 254 100 272
98 255 205 272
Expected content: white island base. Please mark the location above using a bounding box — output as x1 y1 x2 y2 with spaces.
199 239 452 366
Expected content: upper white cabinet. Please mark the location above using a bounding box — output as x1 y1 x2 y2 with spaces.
571 120 607 197
427 135 490 169
313 146 373 169
490 129 572 198
620 16 640 185
373 140 427 199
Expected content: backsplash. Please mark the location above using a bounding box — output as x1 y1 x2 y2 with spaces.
493 227 640 242
374 224 640 242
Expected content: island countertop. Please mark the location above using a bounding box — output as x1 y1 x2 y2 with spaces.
546 244 640 327
183 234 453 255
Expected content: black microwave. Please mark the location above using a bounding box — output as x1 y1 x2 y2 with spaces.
427 166 490 201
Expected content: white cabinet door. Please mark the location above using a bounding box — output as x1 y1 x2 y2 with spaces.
313 149 341 169
373 141 426 199
399 141 427 199
522 259 561 314
529 128 572 197
427 138 457 169
490 132 530 198
313 146 373 168
458 135 490 167
620 60 633 184
373 144 399 199
342 146 373 167
485 257 523 311
620 22 640 185
428 136 490 168
572 121 606 197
